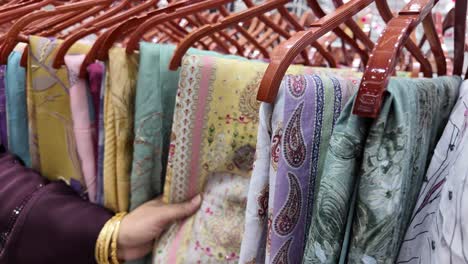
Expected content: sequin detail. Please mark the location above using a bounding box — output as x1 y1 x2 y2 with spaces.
273 173 302 236
283 102 306 168
0 183 44 253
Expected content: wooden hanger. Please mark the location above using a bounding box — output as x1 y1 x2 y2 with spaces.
168 0 340 70
374 0 435 77
0 0 56 25
256 0 375 104
25 0 114 37
124 0 266 57
352 0 441 118
0 0 110 64
307 0 371 65
453 0 467 76
77 0 201 78
51 0 164 69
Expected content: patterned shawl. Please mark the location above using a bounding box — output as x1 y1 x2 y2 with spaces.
304 76 460 263
397 79 468 264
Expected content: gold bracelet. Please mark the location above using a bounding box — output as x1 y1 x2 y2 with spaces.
95 212 128 264
111 212 127 264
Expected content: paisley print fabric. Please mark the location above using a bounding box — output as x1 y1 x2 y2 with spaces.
272 238 293 264
240 71 360 264
397 80 468 264
282 102 306 168
103 47 138 212
27 35 90 195
304 76 460 264
273 172 301 236
271 74 358 264
5 48 30 166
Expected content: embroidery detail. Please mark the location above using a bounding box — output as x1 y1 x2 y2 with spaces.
245 258 256 264
330 77 342 130
305 75 325 229
283 102 306 168
239 73 262 124
271 125 282 171
232 144 256 171
287 75 306 98
257 185 269 220
274 173 302 236
272 237 293 264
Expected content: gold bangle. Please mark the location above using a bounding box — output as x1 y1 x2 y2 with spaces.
111 212 127 264
95 212 128 264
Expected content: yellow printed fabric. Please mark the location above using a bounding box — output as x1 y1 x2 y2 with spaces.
27 36 89 196
103 47 138 212
154 54 329 263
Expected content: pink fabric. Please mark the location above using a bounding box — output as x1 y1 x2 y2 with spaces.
65 55 97 202
187 56 214 198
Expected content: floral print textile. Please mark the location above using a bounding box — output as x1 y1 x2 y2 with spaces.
27 36 90 196
397 79 468 264
303 76 461 264
153 54 312 264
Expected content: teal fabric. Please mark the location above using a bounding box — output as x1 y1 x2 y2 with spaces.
5 51 30 167
303 76 461 264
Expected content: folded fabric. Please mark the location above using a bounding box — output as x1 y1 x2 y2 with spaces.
27 35 90 196
92 62 106 206
304 76 460 263
65 55 97 202
240 70 360 264
397 79 468 264
269 74 358 264
130 43 246 212
103 47 138 212
153 54 332 264
0 65 6 149
86 61 104 161
5 50 30 166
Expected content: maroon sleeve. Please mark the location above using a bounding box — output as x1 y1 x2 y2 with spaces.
0 152 113 264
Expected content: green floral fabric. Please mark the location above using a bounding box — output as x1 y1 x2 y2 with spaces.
303 76 461 264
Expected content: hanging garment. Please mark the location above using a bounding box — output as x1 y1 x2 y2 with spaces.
5 47 30 166
239 70 361 264
86 61 104 158
269 74 358 264
130 43 246 211
397 80 468 264
153 54 318 263
65 55 97 202
27 36 89 196
303 76 461 264
93 63 106 206
103 47 138 212
0 65 6 149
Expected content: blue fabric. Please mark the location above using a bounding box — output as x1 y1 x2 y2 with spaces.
5 51 30 167
96 65 106 205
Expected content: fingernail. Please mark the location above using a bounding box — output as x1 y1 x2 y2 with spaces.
191 194 202 205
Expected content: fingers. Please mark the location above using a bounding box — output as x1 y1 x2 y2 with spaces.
157 194 202 225
118 242 154 261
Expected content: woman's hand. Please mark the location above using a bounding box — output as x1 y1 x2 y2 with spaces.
116 194 202 261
